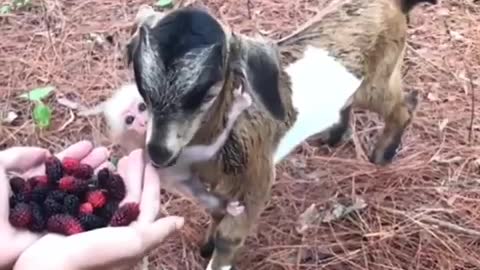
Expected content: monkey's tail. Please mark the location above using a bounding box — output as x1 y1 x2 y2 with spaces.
397 0 437 14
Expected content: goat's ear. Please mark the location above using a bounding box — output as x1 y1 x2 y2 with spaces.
125 35 139 66
234 38 286 120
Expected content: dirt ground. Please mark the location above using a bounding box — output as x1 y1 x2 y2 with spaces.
1 0 480 269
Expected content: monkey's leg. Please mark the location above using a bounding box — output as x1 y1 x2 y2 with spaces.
369 90 418 165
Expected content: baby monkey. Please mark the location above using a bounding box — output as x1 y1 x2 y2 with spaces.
80 83 250 217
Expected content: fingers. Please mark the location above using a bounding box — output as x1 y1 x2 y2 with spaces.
0 168 10 220
0 147 49 173
137 163 161 224
119 149 145 205
78 146 110 169
55 140 93 161
139 216 184 253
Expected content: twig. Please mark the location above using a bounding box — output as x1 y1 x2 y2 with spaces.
465 62 475 144
247 0 252 20
40 0 60 61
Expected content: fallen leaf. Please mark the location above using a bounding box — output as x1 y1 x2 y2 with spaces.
2 111 18 124
57 97 81 110
296 204 320 234
438 118 449 132
449 31 464 41
0 4 11 14
320 197 367 223
427 92 439 102
20 85 55 102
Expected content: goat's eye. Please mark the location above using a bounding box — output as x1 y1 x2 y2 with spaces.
138 102 147 112
125 115 135 125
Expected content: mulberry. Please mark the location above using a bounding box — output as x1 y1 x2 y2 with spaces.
109 202 140 226
45 156 64 184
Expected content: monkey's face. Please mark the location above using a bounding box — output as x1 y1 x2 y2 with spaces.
129 7 227 168
122 101 148 136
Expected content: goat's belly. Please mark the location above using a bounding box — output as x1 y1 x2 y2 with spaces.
274 45 362 164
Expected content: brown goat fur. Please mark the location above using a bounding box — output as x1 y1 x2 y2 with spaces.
125 0 436 268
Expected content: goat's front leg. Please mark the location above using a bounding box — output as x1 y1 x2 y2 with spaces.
204 170 273 270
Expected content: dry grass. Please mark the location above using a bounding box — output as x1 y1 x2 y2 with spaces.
1 0 480 269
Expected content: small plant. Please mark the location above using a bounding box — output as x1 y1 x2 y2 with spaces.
19 85 55 129
0 0 31 14
155 0 174 9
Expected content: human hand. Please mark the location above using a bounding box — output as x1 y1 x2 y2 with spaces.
13 149 185 270
0 140 111 269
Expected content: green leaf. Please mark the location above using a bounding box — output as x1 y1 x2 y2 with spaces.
32 101 52 129
20 85 55 101
155 0 173 8
0 5 12 14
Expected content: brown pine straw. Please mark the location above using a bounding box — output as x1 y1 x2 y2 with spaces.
1 0 480 269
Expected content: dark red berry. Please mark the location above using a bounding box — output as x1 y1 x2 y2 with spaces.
78 214 107 231
79 202 94 215
28 175 49 188
9 196 16 208
109 202 140 226
43 198 64 218
29 202 46 232
15 191 31 203
9 202 32 228
63 194 80 216
86 190 107 209
73 164 94 180
107 174 126 201
45 156 64 184
58 176 87 193
47 214 84 235
62 157 81 175
9 176 26 194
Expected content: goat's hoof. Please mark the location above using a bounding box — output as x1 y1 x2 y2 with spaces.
368 150 395 166
200 238 215 258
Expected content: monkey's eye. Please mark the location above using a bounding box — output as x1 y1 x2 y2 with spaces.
125 115 135 125
138 102 147 112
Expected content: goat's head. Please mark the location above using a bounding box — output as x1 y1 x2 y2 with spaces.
127 7 285 168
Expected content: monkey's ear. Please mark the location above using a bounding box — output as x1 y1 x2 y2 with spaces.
233 36 286 121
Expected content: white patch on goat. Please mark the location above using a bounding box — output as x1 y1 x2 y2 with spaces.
273 45 363 164
206 258 231 270
145 115 154 145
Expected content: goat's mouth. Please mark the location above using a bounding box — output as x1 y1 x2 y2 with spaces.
150 153 180 169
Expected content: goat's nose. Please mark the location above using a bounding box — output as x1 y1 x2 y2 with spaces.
147 144 173 168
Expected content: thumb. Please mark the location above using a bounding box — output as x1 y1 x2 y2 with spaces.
140 216 185 251
0 147 49 172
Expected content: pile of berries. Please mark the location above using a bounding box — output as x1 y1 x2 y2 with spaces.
8 156 140 235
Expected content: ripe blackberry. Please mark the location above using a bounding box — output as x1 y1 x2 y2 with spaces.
62 157 81 175
107 174 126 201
95 200 119 221
73 164 94 180
47 214 84 235
29 201 46 232
43 198 64 217
9 195 16 208
63 194 80 216
9 202 32 228
109 202 140 227
96 168 111 188
47 190 67 202
45 156 64 184
9 176 26 194
14 192 31 204
30 186 51 204
78 214 107 231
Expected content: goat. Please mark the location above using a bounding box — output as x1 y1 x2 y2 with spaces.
126 0 436 269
